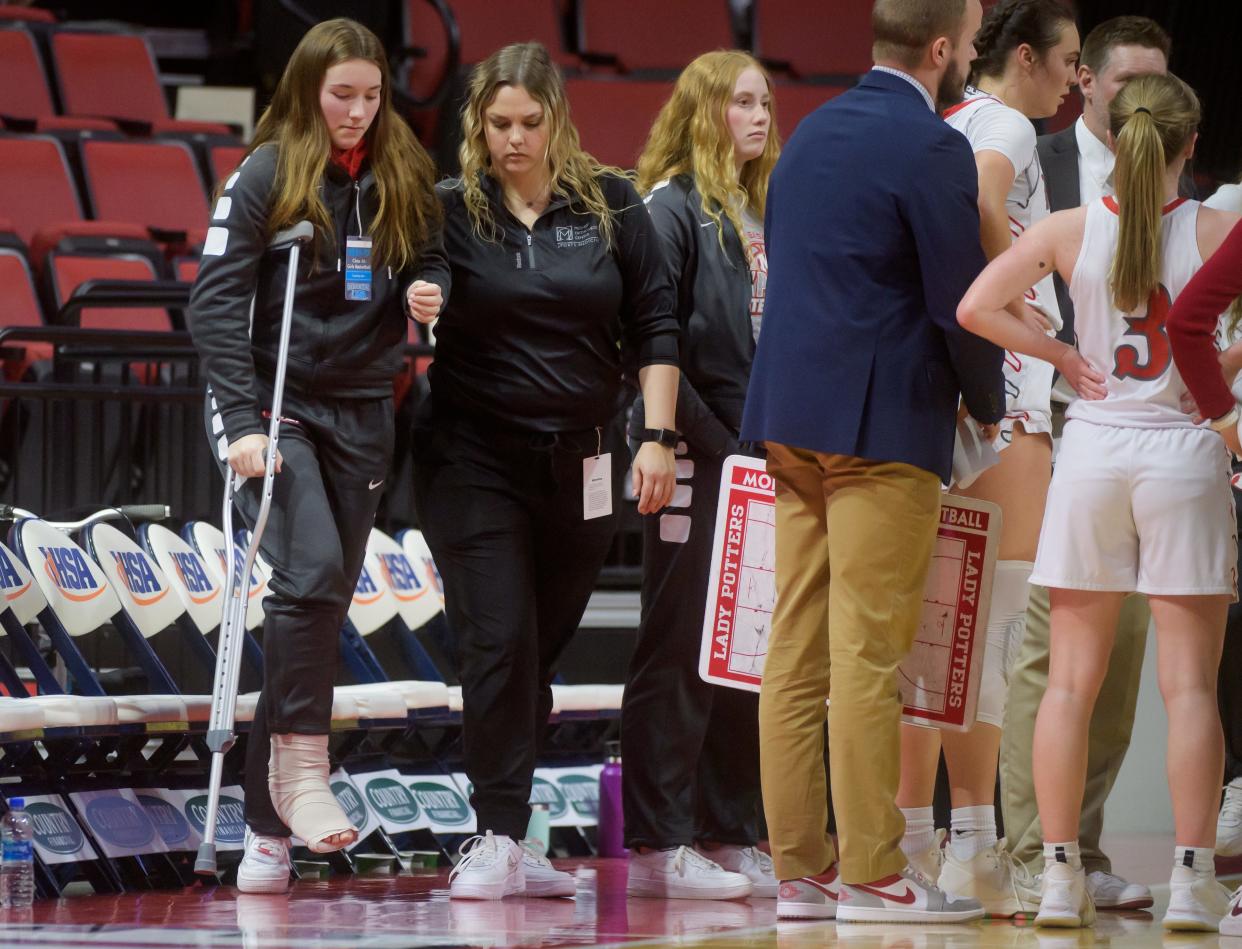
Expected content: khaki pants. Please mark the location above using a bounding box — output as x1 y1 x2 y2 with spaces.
1000 583 1150 873
759 443 942 884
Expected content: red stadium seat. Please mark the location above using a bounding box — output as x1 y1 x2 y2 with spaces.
773 82 847 139
0 5 55 23
0 246 52 377
576 0 735 73
81 140 209 245
46 252 170 332
754 0 874 80
564 77 672 169
0 135 84 246
0 27 55 121
35 116 121 133
448 0 576 66
49 31 232 134
208 144 247 190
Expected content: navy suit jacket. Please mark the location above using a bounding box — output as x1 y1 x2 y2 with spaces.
740 70 1004 483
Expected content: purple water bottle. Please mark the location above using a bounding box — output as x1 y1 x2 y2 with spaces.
597 741 627 857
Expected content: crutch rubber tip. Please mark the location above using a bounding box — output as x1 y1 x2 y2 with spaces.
194 842 219 876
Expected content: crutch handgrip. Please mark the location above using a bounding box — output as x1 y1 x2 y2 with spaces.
269 220 315 251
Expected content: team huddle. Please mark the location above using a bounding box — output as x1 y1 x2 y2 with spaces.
186 0 1242 932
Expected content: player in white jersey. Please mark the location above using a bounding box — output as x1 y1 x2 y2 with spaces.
896 0 1079 917
959 74 1241 931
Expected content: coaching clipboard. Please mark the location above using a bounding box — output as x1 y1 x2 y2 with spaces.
698 455 1001 731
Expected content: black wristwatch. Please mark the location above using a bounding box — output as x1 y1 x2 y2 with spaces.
637 427 678 449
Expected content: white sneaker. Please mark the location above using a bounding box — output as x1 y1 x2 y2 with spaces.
836 865 985 923
236 829 292 894
938 838 1040 917
700 844 778 898
626 846 753 900
1035 862 1095 928
449 832 524 900
519 838 575 898
1218 779 1242 857
907 828 947 884
1085 869 1152 910
1219 884 1242 937
1164 864 1230 931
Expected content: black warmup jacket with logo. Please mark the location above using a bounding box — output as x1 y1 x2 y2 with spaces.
189 144 450 442
429 172 679 431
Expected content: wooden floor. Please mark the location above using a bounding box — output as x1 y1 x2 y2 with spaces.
3 838 1241 948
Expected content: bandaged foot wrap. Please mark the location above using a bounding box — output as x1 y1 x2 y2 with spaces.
268 733 357 853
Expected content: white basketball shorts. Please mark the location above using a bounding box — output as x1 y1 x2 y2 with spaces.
1031 420 1237 597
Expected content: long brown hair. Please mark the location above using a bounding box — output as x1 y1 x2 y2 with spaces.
1108 73 1199 312
968 0 1075 86
636 50 779 257
245 18 439 271
458 42 626 247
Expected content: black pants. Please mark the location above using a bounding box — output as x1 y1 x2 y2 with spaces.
1223 476 1242 783
205 387 393 836
413 409 624 839
621 448 762 849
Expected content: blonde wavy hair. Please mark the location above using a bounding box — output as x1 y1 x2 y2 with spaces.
458 42 626 247
1108 73 1200 313
636 50 779 257
244 18 440 271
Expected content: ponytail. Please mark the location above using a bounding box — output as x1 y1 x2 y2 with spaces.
1107 74 1200 313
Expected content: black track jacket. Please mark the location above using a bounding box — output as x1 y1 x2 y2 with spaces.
189 144 450 441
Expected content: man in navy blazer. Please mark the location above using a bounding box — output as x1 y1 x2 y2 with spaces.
740 0 1003 924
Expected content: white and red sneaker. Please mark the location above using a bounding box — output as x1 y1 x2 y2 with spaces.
777 866 841 919
236 829 292 894
1219 884 1242 937
836 866 985 923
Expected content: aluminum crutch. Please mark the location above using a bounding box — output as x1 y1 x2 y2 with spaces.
195 220 314 876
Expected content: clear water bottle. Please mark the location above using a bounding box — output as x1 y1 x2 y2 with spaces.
1 798 35 909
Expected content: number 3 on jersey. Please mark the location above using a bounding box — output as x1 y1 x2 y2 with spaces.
1114 284 1172 382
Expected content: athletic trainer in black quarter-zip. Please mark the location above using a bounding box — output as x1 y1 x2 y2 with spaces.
428 173 678 430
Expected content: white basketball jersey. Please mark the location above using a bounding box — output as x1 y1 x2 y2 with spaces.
1067 197 1203 428
945 90 1062 330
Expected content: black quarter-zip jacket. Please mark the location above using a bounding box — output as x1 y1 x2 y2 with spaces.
189 143 450 442
635 174 755 457
429 172 679 432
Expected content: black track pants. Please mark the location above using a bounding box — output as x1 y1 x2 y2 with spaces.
414 410 624 839
205 387 393 836
621 448 762 849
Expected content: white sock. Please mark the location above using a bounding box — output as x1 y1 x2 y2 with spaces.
950 805 997 860
1044 839 1082 871
1173 845 1214 874
900 806 937 859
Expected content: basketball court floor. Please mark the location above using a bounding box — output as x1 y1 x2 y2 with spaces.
2 838 1238 948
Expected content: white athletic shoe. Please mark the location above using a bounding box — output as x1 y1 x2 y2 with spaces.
938 838 1040 917
519 838 575 897
1163 864 1231 932
626 846 753 900
449 831 524 900
907 828 947 884
777 867 840 919
836 866 985 923
701 844 778 898
1218 779 1242 857
1035 862 1095 928
236 829 292 894
1085 869 1153 910
1219 884 1242 937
